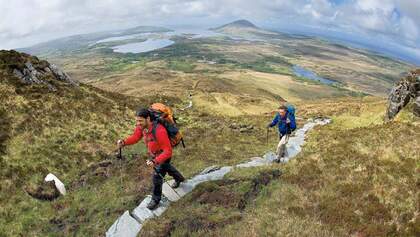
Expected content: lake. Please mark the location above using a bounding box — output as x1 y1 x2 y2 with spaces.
105 29 264 54
292 65 336 85
112 39 175 53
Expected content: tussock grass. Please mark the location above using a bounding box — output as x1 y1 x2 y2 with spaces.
139 98 419 237
0 65 274 236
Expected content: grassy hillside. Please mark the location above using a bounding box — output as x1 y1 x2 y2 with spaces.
0 51 280 236
140 98 419 237
3 24 418 236
0 51 147 236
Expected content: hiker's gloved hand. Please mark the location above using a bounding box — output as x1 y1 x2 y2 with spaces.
146 159 155 167
117 139 125 148
286 118 291 124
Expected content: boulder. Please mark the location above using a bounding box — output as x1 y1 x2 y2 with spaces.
414 96 420 116
49 64 79 86
385 69 420 120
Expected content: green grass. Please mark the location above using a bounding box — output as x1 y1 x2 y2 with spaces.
236 56 292 75
105 56 148 72
0 57 276 236
140 167 284 236
139 99 420 237
0 59 157 236
167 60 196 73
2 45 418 236
279 119 419 236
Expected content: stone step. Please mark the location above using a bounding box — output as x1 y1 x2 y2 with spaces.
131 195 171 223
152 196 170 217
106 210 142 237
131 197 155 223
162 181 181 202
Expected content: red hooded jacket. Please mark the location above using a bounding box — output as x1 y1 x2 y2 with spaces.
124 124 172 165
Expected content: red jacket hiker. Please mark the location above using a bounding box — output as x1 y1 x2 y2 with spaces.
124 124 172 165
119 108 184 210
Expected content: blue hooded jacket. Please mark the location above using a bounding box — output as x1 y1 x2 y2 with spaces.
269 112 296 136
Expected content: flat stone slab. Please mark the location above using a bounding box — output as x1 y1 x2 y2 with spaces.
199 165 221 174
236 157 266 168
162 181 182 202
263 152 277 162
131 196 155 223
189 166 232 185
152 196 170 217
237 151 277 168
173 181 195 197
131 195 171 223
106 210 141 237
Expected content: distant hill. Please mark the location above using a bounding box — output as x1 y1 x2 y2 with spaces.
210 19 280 37
211 19 259 30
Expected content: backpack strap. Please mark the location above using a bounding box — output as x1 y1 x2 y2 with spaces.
151 121 159 142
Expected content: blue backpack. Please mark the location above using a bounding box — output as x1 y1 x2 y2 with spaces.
286 103 295 117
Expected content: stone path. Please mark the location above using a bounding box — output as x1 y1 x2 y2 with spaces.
106 118 330 237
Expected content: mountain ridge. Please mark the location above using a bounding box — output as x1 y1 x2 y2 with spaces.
210 19 259 30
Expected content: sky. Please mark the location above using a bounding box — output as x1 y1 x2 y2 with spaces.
0 0 419 65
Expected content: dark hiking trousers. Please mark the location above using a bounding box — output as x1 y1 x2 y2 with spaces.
152 159 184 202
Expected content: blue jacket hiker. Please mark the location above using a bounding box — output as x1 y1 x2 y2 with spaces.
268 106 296 136
267 105 297 162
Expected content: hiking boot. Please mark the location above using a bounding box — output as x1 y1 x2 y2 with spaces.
171 179 184 189
146 199 159 210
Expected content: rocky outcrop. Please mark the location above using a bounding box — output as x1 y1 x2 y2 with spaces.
12 62 78 91
415 96 420 116
385 69 420 121
1 50 78 91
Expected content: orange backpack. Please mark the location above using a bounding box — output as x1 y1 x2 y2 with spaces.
149 103 185 148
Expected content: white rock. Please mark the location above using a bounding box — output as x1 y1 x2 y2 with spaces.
44 173 66 195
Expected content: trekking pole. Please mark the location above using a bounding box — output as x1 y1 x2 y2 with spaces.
266 127 269 145
115 147 123 190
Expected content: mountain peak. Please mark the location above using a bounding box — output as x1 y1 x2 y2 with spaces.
212 19 258 30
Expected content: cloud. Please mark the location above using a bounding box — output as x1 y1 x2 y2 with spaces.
0 0 418 54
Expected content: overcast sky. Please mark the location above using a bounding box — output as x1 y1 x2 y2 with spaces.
1 0 419 64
